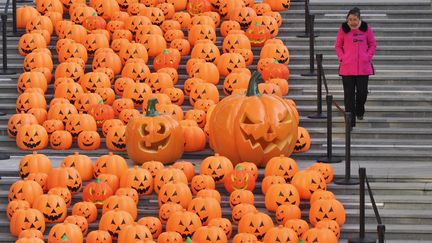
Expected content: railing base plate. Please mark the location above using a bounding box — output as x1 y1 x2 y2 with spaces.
301 72 317 77
307 113 327 119
317 156 343 164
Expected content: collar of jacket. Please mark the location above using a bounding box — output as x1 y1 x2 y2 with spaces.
342 21 368 33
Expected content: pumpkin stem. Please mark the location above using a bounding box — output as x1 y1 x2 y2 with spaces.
146 98 159 117
95 178 101 183
186 237 193 243
61 234 68 241
246 71 262 97
235 165 242 171
273 58 280 64
163 49 169 55
98 100 104 105
254 21 260 26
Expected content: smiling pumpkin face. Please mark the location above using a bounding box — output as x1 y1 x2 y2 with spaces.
158 182 192 208
16 124 48 150
126 99 184 165
8 113 38 138
166 211 202 240
33 194 67 223
99 209 134 240
10 208 45 237
159 202 183 224
264 184 300 212
238 211 274 241
188 197 221 226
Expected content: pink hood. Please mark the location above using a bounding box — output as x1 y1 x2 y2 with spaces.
335 21 376 76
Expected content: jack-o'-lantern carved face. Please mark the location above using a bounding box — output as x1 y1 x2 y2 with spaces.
99 210 134 240
16 124 48 150
55 62 84 83
189 83 219 106
33 194 67 223
172 12 191 29
142 161 164 178
16 92 46 114
191 42 220 63
191 175 215 194
200 155 233 184
261 44 290 64
158 183 192 208
77 131 100 150
7 200 30 220
275 204 301 225
238 212 274 241
253 3 271 15
294 127 311 153
46 104 73 125
142 7 165 25
265 184 300 212
229 190 254 209
188 197 221 225
122 83 152 107
19 33 46 56
127 2 145 15
8 113 38 138
144 72 173 93
106 125 127 151
284 219 309 238
121 62 150 83
231 203 256 224
233 7 257 28
47 187 72 208
119 109 140 125
129 115 174 151
159 202 183 224
166 211 202 240
222 34 251 53
185 109 206 128
223 73 249 96
189 25 216 45
42 120 64 135
292 170 326 200
309 199 346 226
218 53 246 76
126 15 151 35
10 208 45 236
80 72 110 93
121 167 153 195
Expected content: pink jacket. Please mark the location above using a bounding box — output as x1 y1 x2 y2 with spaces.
335 21 376 76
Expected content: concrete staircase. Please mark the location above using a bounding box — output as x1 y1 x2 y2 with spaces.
0 0 431 242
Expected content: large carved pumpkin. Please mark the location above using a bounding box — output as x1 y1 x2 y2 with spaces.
126 98 184 164
208 71 297 166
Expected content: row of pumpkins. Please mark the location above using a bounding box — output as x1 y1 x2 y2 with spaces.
12 0 305 167
9 152 343 242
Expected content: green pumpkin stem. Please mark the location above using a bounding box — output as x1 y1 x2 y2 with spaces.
146 98 159 117
246 71 263 97
186 237 193 243
235 165 243 171
95 178 101 183
163 49 169 55
98 100 104 105
61 234 68 241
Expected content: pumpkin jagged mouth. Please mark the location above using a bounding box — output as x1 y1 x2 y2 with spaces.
132 97 144 105
43 212 63 221
23 140 41 148
51 141 62 147
240 129 289 153
239 22 250 28
139 135 170 152
279 56 289 63
108 230 119 239
232 184 248 190
135 185 151 194
21 48 33 55
8 129 17 137
294 143 306 151
96 120 104 126
111 141 126 149
250 39 266 45
68 183 82 192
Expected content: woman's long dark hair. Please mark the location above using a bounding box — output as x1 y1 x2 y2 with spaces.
347 7 361 19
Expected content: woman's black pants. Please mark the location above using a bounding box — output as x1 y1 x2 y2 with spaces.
342 75 369 127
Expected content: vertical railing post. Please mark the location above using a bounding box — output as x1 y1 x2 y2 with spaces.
308 54 326 119
317 94 342 163
377 224 385 243
348 168 376 243
297 0 310 38
334 112 359 185
301 14 316 76
0 14 15 75
1 14 7 72
12 0 17 34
